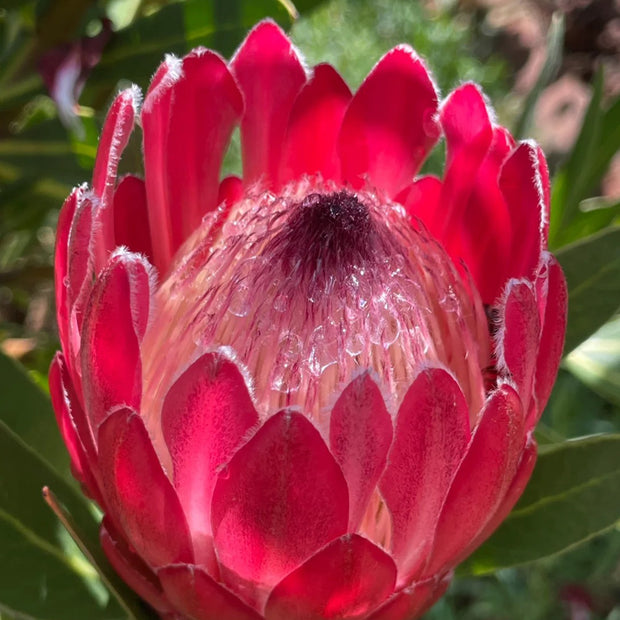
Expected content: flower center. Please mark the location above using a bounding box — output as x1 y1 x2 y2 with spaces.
271 190 375 278
141 180 490 437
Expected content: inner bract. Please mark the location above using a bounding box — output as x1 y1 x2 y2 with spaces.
141 180 491 439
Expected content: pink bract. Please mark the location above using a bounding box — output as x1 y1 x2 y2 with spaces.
51 20 567 620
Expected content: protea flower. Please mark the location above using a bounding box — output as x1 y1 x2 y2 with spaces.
50 20 567 620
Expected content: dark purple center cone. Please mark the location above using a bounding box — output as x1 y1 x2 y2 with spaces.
267 190 377 283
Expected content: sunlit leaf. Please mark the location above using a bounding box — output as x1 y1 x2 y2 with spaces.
0 355 155 618
565 316 620 408
543 368 620 439
550 70 604 245
557 227 620 353
552 197 620 245
550 74 620 247
582 89 620 197
0 421 153 619
462 434 620 574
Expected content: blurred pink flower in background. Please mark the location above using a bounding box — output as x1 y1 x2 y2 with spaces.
50 20 567 620
38 19 112 134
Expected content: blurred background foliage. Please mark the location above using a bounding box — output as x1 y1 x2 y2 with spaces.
0 0 619 618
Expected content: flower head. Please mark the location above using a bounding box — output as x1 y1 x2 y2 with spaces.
50 20 567 620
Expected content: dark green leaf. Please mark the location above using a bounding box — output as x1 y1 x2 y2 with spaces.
1 0 37 10
549 69 604 245
462 434 620 574
290 0 331 12
543 368 620 439
0 116 91 236
584 94 620 195
0 117 91 187
557 227 620 353
550 75 620 248
0 421 144 619
85 0 296 102
0 380 154 619
552 197 620 247
0 511 120 620
42 487 158 620
0 351 70 480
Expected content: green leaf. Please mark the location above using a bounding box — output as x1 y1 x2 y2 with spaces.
1 0 37 10
543 368 620 439
0 351 70 481
289 0 330 11
462 434 620 575
0 514 111 620
0 109 96 241
557 226 620 353
551 197 620 246
0 115 91 237
85 0 296 101
565 316 620 408
42 487 157 620
0 361 155 619
0 421 154 619
549 69 604 245
550 76 620 248
582 88 620 196
0 116 91 187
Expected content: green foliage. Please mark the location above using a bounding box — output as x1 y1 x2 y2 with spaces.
565 317 620 409
543 369 620 439
0 0 300 227
85 0 296 100
0 351 154 619
430 530 620 620
550 70 620 249
290 0 506 95
291 0 506 175
463 434 620 574
0 421 151 619
0 350 69 479
557 227 620 354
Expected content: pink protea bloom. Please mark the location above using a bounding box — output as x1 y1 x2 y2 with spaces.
50 20 567 620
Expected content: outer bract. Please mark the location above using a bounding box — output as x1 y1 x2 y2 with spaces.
51 20 567 620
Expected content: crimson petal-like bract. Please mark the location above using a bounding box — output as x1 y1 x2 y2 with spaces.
50 20 567 619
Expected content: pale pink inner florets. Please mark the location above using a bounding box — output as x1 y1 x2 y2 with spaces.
141 178 491 448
